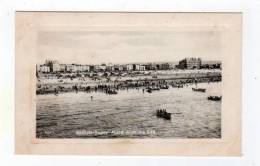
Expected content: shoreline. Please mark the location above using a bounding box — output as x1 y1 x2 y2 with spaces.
36 74 221 95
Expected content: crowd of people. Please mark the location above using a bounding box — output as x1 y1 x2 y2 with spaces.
36 75 221 95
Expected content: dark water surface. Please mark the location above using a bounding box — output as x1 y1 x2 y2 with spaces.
36 82 221 138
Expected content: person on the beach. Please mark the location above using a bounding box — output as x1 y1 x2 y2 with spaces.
54 88 59 96
91 96 93 101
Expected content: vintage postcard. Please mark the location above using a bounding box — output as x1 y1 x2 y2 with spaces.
15 12 241 155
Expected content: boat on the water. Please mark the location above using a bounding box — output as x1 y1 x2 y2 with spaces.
192 88 206 93
172 84 184 88
160 85 169 89
156 109 171 120
208 95 222 101
147 86 160 91
107 89 118 94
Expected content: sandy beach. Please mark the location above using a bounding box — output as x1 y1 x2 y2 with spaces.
36 69 221 95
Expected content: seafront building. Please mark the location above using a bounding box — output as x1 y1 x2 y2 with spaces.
145 63 157 70
36 57 217 74
114 65 124 71
106 63 115 71
157 63 171 70
59 64 66 72
81 65 90 72
45 60 60 72
133 64 141 71
37 64 50 73
139 65 146 71
201 61 222 69
177 58 202 69
65 64 74 72
93 65 100 72
99 64 107 71
126 64 133 71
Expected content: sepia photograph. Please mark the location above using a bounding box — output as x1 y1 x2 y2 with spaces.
15 12 241 155
36 31 222 139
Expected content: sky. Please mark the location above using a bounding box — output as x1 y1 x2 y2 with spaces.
37 30 222 65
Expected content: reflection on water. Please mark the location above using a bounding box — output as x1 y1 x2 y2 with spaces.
36 82 221 138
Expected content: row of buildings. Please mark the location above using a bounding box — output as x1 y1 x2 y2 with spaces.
36 58 221 73
36 60 172 73
177 58 221 69
177 58 202 69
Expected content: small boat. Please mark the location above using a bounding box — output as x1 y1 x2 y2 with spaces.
107 89 118 94
172 84 183 88
192 88 206 93
54 88 59 96
160 85 169 89
147 86 160 91
147 89 152 93
156 109 171 120
208 96 222 101
154 87 160 90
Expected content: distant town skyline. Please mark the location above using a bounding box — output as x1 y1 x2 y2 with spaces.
37 31 223 64
37 60 179 65
36 59 221 66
